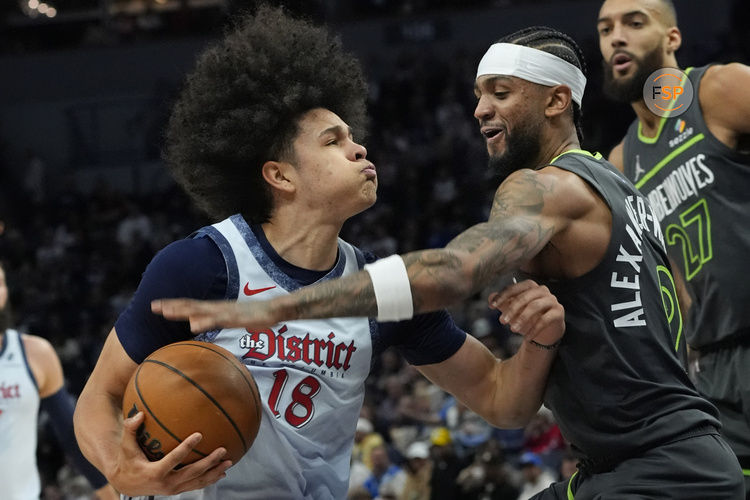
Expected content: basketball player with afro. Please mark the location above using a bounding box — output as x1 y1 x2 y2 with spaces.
74 6 567 499
154 26 745 498
598 1 750 494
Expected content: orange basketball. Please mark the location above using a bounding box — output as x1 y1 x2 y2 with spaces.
122 340 261 465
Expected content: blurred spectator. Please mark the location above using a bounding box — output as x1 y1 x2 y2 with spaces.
353 417 386 472
363 445 407 499
516 452 556 500
428 427 464 500
457 439 520 500
350 455 373 497
399 441 432 500
115 201 153 248
522 407 566 470
444 399 493 456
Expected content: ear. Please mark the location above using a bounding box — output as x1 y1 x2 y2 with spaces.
261 160 296 194
665 26 682 54
544 85 572 119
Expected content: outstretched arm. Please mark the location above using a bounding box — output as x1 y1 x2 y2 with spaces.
153 169 569 331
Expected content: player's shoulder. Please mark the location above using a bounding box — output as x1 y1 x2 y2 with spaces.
702 62 750 86
537 153 614 215
700 63 750 106
148 233 223 274
20 333 58 362
20 333 62 389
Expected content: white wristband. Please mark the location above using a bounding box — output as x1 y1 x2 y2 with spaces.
364 255 414 322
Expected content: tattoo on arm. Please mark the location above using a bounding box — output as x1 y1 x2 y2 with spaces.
282 272 379 320
279 169 558 320
405 170 557 311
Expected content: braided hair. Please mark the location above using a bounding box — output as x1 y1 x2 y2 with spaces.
496 27 587 142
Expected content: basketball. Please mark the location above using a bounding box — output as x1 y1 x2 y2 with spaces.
122 340 262 465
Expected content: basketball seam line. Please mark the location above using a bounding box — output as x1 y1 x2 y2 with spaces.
142 357 249 451
134 365 209 459
184 342 262 433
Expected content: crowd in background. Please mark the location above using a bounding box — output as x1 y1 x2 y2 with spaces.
1 0 749 498
0 42 574 500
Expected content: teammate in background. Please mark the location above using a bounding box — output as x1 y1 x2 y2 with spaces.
154 27 745 498
598 0 750 494
0 262 118 500
73 7 565 499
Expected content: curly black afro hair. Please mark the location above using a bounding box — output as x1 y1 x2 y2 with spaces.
164 5 369 223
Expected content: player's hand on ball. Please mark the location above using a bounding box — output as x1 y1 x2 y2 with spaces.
110 411 232 496
488 279 565 349
151 298 277 333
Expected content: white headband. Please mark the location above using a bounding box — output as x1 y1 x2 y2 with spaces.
476 43 587 106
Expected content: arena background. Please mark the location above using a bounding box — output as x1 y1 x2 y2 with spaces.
0 1 747 498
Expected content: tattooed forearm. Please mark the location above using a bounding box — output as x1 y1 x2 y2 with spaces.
277 272 378 320
402 250 466 311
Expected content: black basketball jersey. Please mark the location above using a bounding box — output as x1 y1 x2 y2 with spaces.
622 66 750 348
542 151 719 465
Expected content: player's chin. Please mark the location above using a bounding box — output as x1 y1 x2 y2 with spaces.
487 143 507 158
359 186 377 209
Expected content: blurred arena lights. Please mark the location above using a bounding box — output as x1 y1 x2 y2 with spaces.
22 0 57 18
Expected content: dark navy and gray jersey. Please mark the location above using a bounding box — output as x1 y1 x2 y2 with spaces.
622 65 750 349
541 151 719 466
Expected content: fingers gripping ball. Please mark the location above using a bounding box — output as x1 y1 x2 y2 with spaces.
122 341 262 465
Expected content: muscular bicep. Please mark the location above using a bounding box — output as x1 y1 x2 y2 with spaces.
446 169 571 278
401 169 577 312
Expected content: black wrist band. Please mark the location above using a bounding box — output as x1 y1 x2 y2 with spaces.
529 339 561 350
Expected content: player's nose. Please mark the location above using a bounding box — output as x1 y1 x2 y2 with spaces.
474 95 494 121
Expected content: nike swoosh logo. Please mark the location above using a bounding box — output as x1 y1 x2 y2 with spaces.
244 283 277 296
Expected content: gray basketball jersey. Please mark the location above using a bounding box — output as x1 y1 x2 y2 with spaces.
622 65 750 348
542 151 718 465
0 329 41 500
150 215 374 500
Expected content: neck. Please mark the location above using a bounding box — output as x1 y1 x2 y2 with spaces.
633 59 681 138
262 210 342 271
540 126 581 166
632 99 662 137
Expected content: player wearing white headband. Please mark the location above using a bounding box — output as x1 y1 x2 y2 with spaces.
154 26 743 499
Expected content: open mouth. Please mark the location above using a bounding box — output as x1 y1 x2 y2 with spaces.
612 52 633 72
482 126 505 143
